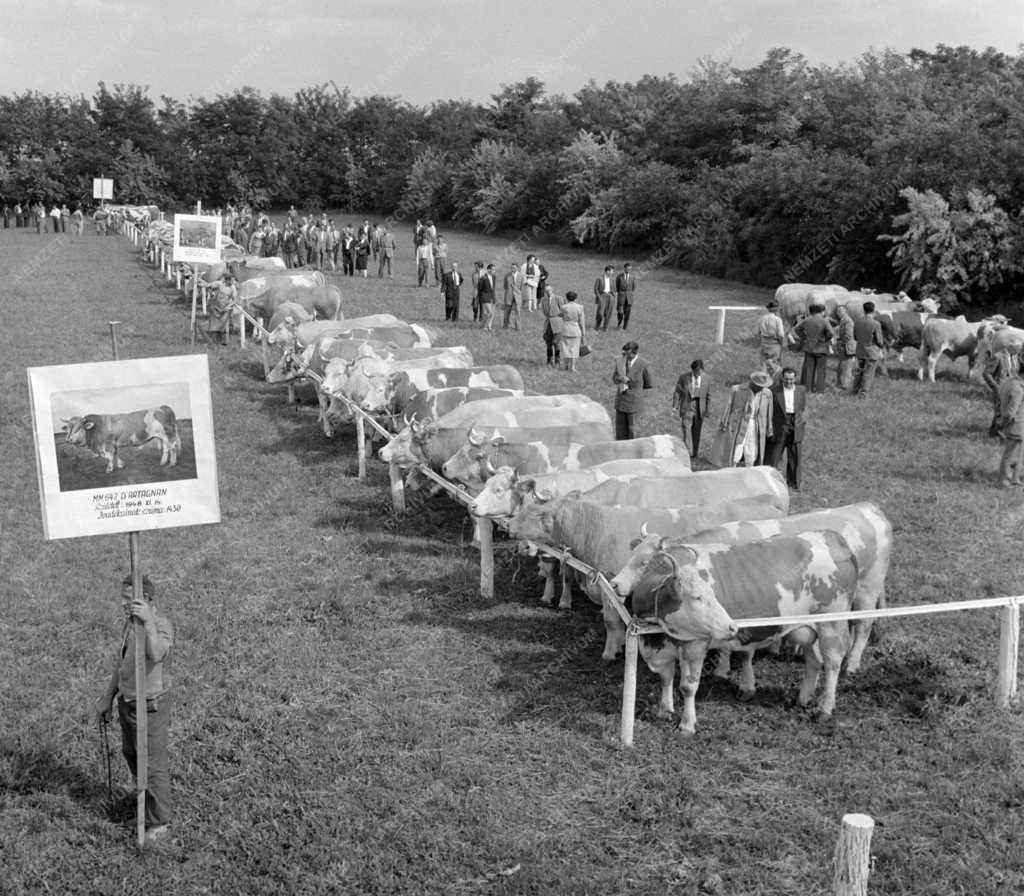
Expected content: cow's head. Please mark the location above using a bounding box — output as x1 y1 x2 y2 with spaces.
469 466 518 518
61 416 90 446
610 526 680 597
628 549 738 642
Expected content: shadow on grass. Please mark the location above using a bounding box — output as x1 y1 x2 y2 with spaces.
1 739 110 807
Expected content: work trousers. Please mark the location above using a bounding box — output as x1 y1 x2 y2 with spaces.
595 293 613 330
118 694 172 827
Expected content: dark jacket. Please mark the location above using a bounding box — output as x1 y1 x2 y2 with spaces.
769 384 807 444
613 357 653 413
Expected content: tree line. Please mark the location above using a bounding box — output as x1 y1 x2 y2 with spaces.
3 44 1023 306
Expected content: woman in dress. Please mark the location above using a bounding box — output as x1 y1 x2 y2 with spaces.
540 285 564 367
355 237 370 277
559 291 586 373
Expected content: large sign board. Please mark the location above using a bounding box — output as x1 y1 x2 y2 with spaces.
92 177 113 200
28 355 220 540
172 213 222 264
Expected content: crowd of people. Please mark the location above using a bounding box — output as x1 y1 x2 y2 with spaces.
1 201 93 235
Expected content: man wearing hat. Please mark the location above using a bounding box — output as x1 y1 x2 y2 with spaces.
612 341 652 440
757 300 786 378
672 359 711 460
711 370 774 468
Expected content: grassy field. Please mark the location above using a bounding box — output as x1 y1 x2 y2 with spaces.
1 215 1023 895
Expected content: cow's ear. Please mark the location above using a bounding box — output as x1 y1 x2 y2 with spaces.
490 435 506 447
564 489 582 501
84 420 95 430
629 536 643 550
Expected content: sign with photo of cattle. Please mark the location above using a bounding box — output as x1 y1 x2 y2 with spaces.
27 355 220 539
172 214 222 264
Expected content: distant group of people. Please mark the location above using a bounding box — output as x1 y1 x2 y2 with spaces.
2 201 88 235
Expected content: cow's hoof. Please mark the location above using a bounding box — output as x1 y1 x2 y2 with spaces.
738 688 757 703
676 726 697 738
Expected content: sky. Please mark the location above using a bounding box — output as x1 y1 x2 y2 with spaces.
1 0 1022 107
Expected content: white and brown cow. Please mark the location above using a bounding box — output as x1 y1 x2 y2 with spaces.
62 407 181 473
609 529 860 734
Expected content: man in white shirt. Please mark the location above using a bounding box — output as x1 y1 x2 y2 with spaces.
594 265 616 331
766 366 806 490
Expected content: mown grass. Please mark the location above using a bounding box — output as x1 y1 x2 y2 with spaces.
0 217 1022 895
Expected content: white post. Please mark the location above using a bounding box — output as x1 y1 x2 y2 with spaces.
389 463 406 514
715 307 727 345
478 518 494 599
356 414 366 479
620 627 639 747
833 813 874 896
175 266 181 291
997 599 1020 708
239 308 246 348
259 318 270 378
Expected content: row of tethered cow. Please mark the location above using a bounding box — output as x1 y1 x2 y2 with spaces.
146 231 1005 734
775 283 1024 380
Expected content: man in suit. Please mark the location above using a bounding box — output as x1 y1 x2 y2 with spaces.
442 262 463 321
477 263 496 330
766 367 806 490
852 301 885 396
612 341 653 440
997 356 1024 487
672 359 711 460
378 226 396 278
791 302 835 393
503 262 523 330
615 263 637 329
594 265 615 331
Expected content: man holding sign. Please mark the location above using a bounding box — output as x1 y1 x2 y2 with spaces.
95 575 174 844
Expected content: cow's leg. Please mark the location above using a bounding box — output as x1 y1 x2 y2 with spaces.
557 564 573 610
318 393 334 438
601 601 627 661
676 640 710 735
845 591 880 674
638 637 677 718
538 558 557 606
157 434 170 465
736 646 758 701
812 623 849 717
713 646 732 680
790 626 824 708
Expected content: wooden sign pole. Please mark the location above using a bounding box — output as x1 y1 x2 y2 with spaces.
189 200 203 345
110 322 148 850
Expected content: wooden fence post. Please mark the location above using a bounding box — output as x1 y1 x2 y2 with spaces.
389 462 405 513
356 414 366 479
997 599 1020 707
715 307 727 345
478 517 494 599
833 813 874 896
620 626 639 747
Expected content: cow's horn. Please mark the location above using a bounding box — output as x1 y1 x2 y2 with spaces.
640 523 649 538
484 456 497 476
467 426 484 447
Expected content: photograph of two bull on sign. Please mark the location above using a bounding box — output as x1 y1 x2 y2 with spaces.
28 355 220 539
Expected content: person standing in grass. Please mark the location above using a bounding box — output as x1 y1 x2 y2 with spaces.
541 285 564 367
851 301 885 396
612 340 652 438
503 261 523 330
673 359 711 460
477 263 496 330
95 576 174 844
560 291 586 372
982 346 1020 438
615 262 636 330
378 226 396 278
522 254 540 312
790 302 834 393
833 304 857 390
997 356 1024 487
470 261 484 322
766 366 806 490
594 265 615 331
415 238 434 287
757 300 786 378
442 262 463 321
711 371 774 468
207 273 237 346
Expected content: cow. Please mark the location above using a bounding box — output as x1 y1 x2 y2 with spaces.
580 466 789 511
235 272 327 300
378 395 613 473
266 315 403 349
243 283 344 322
443 433 689 491
266 301 314 333
62 407 181 473
611 501 890 677
609 529 860 734
388 366 526 417
507 495 786 659
469 456 694 520
972 320 1024 377
918 316 996 381
774 283 854 330
319 350 476 436
400 387 525 429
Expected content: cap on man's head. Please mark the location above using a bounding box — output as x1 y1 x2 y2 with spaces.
690 359 704 372
749 371 773 389
766 300 779 311
622 341 639 352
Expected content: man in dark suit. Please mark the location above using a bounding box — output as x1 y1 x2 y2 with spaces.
672 359 711 460
791 302 835 393
615 262 636 329
476 263 496 330
594 265 615 331
766 366 806 490
441 262 463 321
612 341 653 440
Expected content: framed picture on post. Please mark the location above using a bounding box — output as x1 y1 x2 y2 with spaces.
172 214 222 264
27 354 221 539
